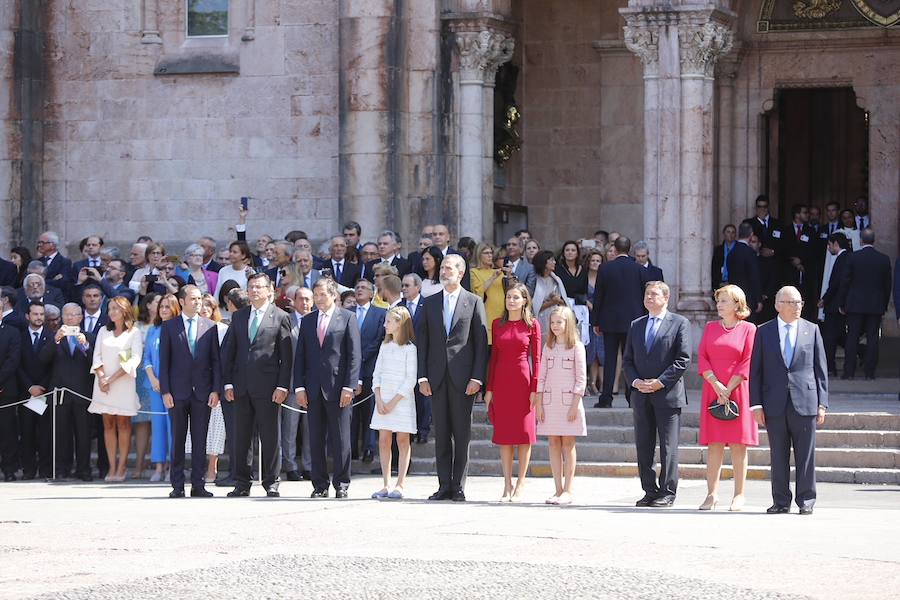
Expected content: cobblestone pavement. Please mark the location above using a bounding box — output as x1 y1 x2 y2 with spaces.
2 475 898 600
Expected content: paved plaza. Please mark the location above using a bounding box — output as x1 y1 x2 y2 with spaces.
1 473 898 600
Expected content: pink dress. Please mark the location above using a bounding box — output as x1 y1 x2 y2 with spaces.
697 320 758 446
536 341 587 437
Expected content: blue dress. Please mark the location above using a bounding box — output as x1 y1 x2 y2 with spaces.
133 324 156 424
586 282 605 365
141 324 172 463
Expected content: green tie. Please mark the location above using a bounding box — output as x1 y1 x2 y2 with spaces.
187 318 196 356
249 310 261 342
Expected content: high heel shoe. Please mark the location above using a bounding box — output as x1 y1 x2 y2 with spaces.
698 494 718 511
729 495 745 512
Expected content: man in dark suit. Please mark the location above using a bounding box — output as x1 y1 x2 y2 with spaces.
622 282 691 507
198 236 223 273
725 222 762 319
749 196 786 316
264 241 294 290
1 286 25 331
591 236 650 408
0 256 17 287
79 284 108 336
401 273 430 443
214 288 251 488
633 241 664 282
751 285 828 515
71 235 105 275
0 319 21 481
281 287 313 481
817 233 851 375
711 224 737 292
783 205 819 321
222 273 294 498
17 274 66 314
294 277 362 499
416 254 488 502
366 231 412 282
17 302 53 479
36 231 73 296
839 228 892 380
159 285 222 498
326 235 362 288
349 279 386 462
97 259 135 303
40 303 94 480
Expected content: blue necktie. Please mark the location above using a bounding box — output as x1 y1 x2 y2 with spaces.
357 305 367 327
444 294 454 336
32 331 39 350
67 336 77 355
334 262 342 282
783 324 794 368
722 242 733 282
645 317 658 351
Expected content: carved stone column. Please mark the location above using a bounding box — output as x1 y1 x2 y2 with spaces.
141 0 162 44
716 51 740 234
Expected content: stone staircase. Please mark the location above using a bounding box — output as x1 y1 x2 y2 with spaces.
406 405 900 485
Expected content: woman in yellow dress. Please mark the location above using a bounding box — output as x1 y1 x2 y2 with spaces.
470 243 506 345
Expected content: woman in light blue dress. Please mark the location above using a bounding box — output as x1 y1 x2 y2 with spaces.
132 293 159 479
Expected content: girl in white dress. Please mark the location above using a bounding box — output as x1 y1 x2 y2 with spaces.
370 306 418 500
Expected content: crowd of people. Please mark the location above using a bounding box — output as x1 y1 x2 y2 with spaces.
0 198 896 511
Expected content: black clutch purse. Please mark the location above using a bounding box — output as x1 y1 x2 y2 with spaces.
708 399 740 421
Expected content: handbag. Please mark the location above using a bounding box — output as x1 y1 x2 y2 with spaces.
708 399 740 421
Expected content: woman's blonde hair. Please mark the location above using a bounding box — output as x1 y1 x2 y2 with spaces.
383 305 415 346
473 242 495 268
714 284 751 320
545 305 578 349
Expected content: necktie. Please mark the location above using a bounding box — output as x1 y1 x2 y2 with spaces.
408 301 416 318
795 224 801 239
645 317 658 351
317 312 328 346
86 316 95 333
305 274 310 288
357 305 367 327
783 323 794 368
722 243 732 282
32 331 39 349
249 310 261 342
67 336 76 355
334 262 342 282
186 318 196 356
444 294 455 336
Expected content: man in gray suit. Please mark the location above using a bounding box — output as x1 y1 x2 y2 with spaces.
750 285 828 515
295 250 321 290
281 286 314 481
417 254 489 502
622 281 691 507
502 236 536 297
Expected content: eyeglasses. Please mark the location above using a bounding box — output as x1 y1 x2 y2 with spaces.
36 240 50 245
776 300 803 306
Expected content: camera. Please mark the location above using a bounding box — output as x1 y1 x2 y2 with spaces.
145 273 158 284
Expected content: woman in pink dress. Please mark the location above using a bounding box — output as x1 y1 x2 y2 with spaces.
697 284 758 512
484 282 542 502
536 306 587 505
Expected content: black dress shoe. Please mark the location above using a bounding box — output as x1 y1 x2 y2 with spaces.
79 474 94 482
650 495 675 507
799 506 814 515
362 450 374 463
226 487 251 497
191 488 214 498
4 473 16 482
416 434 429 445
169 489 186 498
299 470 312 481
451 489 466 502
311 488 329 498
266 489 281 498
21 472 36 481
766 504 790 514
428 488 453 501
635 494 656 507
285 470 301 481
335 489 348 499
214 476 236 488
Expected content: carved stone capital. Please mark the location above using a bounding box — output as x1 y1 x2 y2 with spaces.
454 30 515 82
679 21 734 78
623 23 660 77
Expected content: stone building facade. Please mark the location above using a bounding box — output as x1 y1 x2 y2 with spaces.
1 0 897 328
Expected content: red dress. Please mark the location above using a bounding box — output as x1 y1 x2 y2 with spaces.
697 320 759 446
486 318 542 445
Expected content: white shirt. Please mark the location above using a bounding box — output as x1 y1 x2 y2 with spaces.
417 287 482 386
508 258 520 273
225 303 286 393
44 251 58 263
388 298 402 309
644 309 667 342
295 304 351 395
404 295 421 317
438 246 449 257
27 326 43 342
776 316 800 353
1 309 12 320
84 311 102 331
381 255 396 264
182 313 198 336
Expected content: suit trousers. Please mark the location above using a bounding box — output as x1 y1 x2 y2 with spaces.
431 378 475 491
233 393 282 491
220 397 252 477
280 392 311 472
56 393 92 477
0 400 18 475
843 313 881 378
169 394 211 490
18 403 52 476
415 388 432 437
632 394 681 498
821 311 845 374
600 332 629 406
307 391 351 492
766 401 817 509
92 414 109 476
350 377 375 456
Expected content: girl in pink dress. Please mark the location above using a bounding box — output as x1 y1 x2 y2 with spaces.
536 306 587 505
697 284 758 512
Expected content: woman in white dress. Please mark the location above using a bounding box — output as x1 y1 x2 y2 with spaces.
89 297 143 482
369 306 418 500
213 240 254 300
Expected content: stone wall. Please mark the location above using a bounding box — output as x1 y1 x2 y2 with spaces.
36 0 340 253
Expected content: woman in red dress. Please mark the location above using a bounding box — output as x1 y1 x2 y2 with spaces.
697 284 758 512
484 282 542 502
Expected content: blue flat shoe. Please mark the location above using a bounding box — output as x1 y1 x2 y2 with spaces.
388 489 404 500
371 489 389 499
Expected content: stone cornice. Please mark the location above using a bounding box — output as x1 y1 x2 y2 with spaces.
443 13 517 36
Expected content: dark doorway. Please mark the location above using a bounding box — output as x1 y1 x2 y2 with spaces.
764 87 868 219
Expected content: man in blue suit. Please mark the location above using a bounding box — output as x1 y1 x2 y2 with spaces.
159 285 221 498
401 273 430 443
349 279 386 463
294 277 361 498
591 236 650 408
0 256 16 287
750 286 828 515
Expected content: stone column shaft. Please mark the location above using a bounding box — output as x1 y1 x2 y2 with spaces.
141 0 162 44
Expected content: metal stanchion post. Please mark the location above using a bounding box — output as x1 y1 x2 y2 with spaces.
51 388 57 481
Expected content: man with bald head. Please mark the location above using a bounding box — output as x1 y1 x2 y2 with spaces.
327 235 362 288
750 286 828 515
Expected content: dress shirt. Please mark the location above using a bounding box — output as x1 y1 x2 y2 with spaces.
43 251 58 264
295 304 352 395
757 216 769 230
86 256 101 268
84 311 102 333
225 302 287 394
438 247 449 257
387 298 402 309
1 309 12 320
752 316 801 411
28 326 43 346
631 309 667 389
381 255 396 265
181 313 198 352
332 259 345 275
356 302 370 327
508 258 520 273
405 295 421 318
417 286 482 386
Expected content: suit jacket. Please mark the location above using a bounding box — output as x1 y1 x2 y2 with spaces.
39 330 95 397
16 288 66 313
98 279 136 303
749 318 828 417
507 259 537 297
400 297 425 330
0 258 18 287
622 312 691 408
293 306 361 401
725 241 761 310
894 259 900 321
643 263 664 283
364 256 412 283
820 250 849 314
416 288 488 391
288 311 304 389
222 304 294 398
1 311 25 332
750 216 786 258
43 253 73 290
0 324 21 400
159 316 222 402
711 242 733 291
591 256 649 333
18 327 52 395
203 259 223 274
839 246 892 316
72 258 104 275
325 260 362 288
356 304 387 380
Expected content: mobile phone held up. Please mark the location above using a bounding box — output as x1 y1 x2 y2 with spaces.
241 196 250 211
